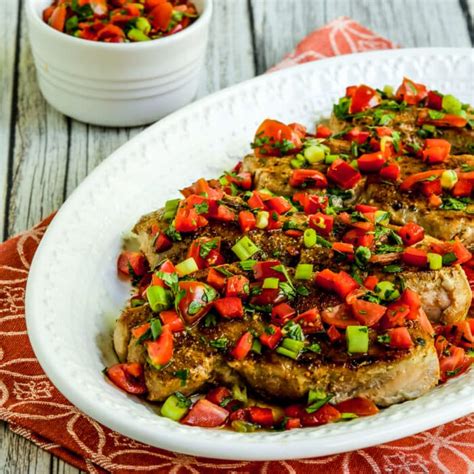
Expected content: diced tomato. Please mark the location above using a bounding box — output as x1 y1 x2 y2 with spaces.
384 303 410 328
380 163 401 181
152 231 172 252
443 321 474 349
253 260 285 281
206 267 227 291
375 126 393 137
248 407 274 427
247 191 266 209
175 207 207 232
452 240 473 265
238 210 256 232
285 229 303 238
294 308 323 333
400 288 422 320
334 397 379 416
402 248 428 267
206 386 232 406
358 233 375 249
309 213 334 236
182 399 229 427
214 297 244 319
145 325 174 366
344 128 370 144
452 179 473 197
418 308 434 335
316 124 332 138
250 287 281 306
327 159 362 189
398 222 425 246
363 275 379 291
271 302 296 325
229 172 252 190
176 281 217 325
395 77 427 105
266 196 292 214
106 363 147 395
428 194 442 208
231 331 253 360
160 310 185 332
284 404 305 418
117 251 147 277
387 327 413 349
259 325 283 349
327 324 343 341
285 418 302 430
131 323 151 340
348 85 380 114
420 177 442 197
351 299 387 326
334 271 360 299
253 119 302 157
267 211 282 230
289 169 328 189
187 237 219 269
426 90 443 110
342 229 364 246
418 110 468 128
314 268 336 291
422 139 451 164
357 152 386 172
48 5 67 31
355 204 378 213
321 304 359 329
225 275 250 299
209 204 236 222
436 341 468 382
149 2 173 30
301 404 341 427
333 242 354 254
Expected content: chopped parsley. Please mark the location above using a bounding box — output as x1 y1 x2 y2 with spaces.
173 369 189 386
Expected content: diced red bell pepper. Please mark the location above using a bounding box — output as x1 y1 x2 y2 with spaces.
402 248 428 267
387 327 413 349
333 242 354 254
452 179 473 197
210 204 236 222
259 325 283 349
284 404 306 418
238 210 256 232
314 268 337 291
344 128 370 144
253 260 285 281
327 159 362 189
289 169 328 188
418 110 468 128
271 302 296 325
288 122 307 138
152 231 172 252
214 297 244 319
351 299 387 326
422 138 451 164
117 251 147 277
247 191 266 209
453 239 473 265
375 126 393 137
248 407 274 427
225 275 250 299
266 196 292 214
106 363 147 395
398 222 425 246
384 303 409 328
231 331 253 360
395 77 427 105
399 169 444 192
346 85 357 97
301 404 341 427
175 207 208 232
145 325 174 366
357 152 386 172
132 322 151 340
309 212 334 236
380 163 401 181
316 269 359 300
316 124 332 138
250 287 281 306
285 418 302 430
348 85 380 114
327 324 343 340
159 259 176 274
342 229 365 246
160 310 185 332
206 267 227 291
334 397 379 416
363 275 379 291
187 237 219 270
181 399 229 427
359 233 375 249
302 194 328 214
355 204 378 213
426 90 443 110
149 2 173 30
294 308 323 333
206 386 232 406
229 172 252 190
420 178 442 197
267 211 282 230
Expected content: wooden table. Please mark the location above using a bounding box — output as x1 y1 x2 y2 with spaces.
0 0 472 471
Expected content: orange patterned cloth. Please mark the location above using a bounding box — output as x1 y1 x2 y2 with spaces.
1 18 473 474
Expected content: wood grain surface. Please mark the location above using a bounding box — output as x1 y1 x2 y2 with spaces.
0 0 472 472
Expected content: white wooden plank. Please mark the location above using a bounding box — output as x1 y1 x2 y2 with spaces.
0 0 20 239
250 0 471 72
7 7 70 237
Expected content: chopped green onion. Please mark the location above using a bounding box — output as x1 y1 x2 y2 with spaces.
232 384 248 403
304 145 326 164
127 28 150 42
291 154 306 169
383 85 394 97
427 252 443 270
262 277 280 289
355 246 371 267
276 346 299 359
251 339 262 354
175 257 199 276
325 154 339 164
346 325 369 353
295 263 313 280
440 170 458 190
161 393 191 421
135 17 151 34
375 210 390 225
240 259 257 271
232 236 260 261
255 210 269 229
349 159 359 169
231 420 258 432
280 337 305 353
374 281 400 301
340 412 358 420
163 198 181 221
303 228 317 248
442 252 457 265
146 286 171 312
442 94 462 115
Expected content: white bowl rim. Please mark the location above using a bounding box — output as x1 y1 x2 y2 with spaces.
25 47 474 461
26 0 213 50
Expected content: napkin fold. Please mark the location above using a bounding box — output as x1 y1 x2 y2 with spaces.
1 17 472 474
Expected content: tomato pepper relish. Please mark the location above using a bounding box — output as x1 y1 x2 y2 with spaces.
42 0 198 42
107 78 473 432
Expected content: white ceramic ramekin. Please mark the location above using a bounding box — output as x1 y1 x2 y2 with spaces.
26 0 212 127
